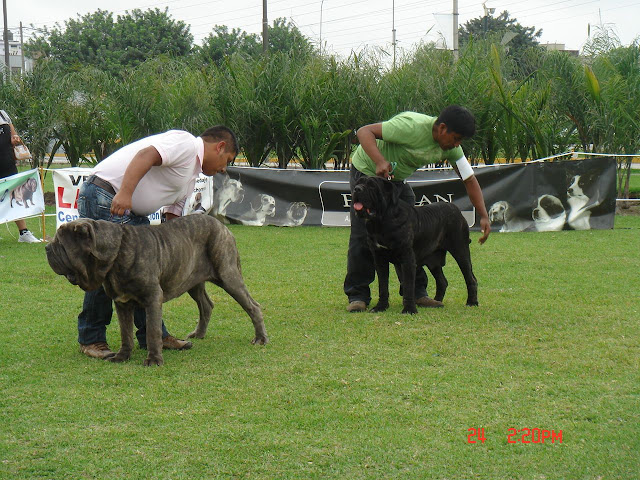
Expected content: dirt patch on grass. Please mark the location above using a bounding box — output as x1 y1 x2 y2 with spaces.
616 193 640 216
44 192 55 206
616 203 640 216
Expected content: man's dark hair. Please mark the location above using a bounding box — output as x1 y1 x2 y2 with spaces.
435 105 476 138
201 125 239 155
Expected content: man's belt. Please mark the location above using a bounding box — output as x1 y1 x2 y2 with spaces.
86 175 116 195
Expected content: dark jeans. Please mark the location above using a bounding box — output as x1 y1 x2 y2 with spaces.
76 181 169 347
343 166 428 304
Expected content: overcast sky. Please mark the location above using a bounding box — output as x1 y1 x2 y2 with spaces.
7 0 640 58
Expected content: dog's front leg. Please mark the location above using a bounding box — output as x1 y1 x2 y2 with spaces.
370 253 390 313
400 253 418 314
108 302 135 363
144 292 164 366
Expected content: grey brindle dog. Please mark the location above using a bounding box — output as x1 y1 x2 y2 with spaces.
45 215 268 366
352 176 478 314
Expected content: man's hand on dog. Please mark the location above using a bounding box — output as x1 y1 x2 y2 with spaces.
375 160 394 180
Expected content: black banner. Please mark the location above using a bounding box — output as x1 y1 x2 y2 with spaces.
214 157 616 231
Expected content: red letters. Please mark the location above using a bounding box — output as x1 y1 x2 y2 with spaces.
57 187 79 209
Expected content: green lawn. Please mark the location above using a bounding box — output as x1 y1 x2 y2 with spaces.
628 170 640 194
1 210 639 479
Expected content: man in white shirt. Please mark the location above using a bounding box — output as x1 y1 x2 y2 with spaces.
77 126 238 359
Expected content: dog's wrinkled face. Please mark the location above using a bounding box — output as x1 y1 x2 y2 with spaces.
45 219 117 291
20 178 37 194
287 202 308 225
352 176 395 220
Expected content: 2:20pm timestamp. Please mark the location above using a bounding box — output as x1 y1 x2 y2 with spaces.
467 428 563 444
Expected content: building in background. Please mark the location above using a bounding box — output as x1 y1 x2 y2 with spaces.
1 30 33 76
542 43 579 56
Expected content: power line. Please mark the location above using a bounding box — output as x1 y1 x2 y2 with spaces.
13 0 640 55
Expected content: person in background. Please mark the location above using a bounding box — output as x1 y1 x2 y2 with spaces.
0 109 40 243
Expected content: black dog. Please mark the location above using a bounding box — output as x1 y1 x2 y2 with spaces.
352 176 478 314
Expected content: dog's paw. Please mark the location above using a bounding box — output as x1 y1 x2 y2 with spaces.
466 300 479 307
186 330 206 339
143 356 164 366
251 335 269 345
369 303 389 313
402 307 418 315
106 352 130 363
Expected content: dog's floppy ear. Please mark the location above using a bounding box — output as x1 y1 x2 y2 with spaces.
78 219 123 264
72 220 97 255
381 178 401 207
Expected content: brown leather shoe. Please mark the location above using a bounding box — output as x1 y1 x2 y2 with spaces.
80 342 115 359
416 296 444 308
162 335 193 350
346 300 367 313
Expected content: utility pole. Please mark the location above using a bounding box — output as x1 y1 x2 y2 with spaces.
19 21 24 74
2 0 9 82
452 0 459 60
320 0 325 56
392 0 397 69
262 0 269 54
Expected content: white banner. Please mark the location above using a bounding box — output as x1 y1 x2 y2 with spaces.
0 169 45 224
50 168 214 229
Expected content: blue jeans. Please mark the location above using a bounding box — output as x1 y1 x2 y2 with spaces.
76 181 169 347
343 166 428 304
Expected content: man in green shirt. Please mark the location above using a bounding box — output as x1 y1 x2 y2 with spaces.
345 105 491 312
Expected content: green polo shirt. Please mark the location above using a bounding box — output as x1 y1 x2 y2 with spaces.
351 111 463 181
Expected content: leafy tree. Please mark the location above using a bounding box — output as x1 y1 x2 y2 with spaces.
197 17 315 65
114 9 193 67
459 10 542 74
197 26 260 65
24 8 192 75
0 59 64 168
267 18 316 58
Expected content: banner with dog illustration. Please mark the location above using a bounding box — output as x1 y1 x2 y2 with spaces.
50 168 215 229
216 157 616 231
0 169 45 225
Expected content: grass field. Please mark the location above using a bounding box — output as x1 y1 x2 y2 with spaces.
1 207 639 479
626 170 640 194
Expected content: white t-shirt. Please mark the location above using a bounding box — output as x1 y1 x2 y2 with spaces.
0 110 12 126
94 130 204 216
